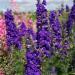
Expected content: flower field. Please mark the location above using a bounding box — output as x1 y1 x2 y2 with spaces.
0 0 75 75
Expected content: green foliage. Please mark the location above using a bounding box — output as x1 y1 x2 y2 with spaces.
0 48 26 75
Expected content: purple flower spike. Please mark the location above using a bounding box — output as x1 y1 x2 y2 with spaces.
36 0 53 58
49 11 62 50
25 50 42 75
4 9 22 50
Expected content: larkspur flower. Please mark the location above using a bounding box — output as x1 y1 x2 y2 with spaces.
49 10 70 61
4 9 22 50
25 0 50 74
49 11 62 50
36 0 53 58
24 19 38 74
25 50 42 75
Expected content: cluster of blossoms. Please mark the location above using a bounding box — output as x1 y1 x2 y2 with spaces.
4 10 22 50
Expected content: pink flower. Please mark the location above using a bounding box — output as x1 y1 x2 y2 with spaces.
0 18 7 49
0 19 6 38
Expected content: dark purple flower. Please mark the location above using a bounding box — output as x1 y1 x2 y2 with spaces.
25 50 42 75
49 11 62 50
4 9 22 50
36 1 53 58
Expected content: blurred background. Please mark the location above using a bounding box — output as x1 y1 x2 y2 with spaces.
0 0 73 12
